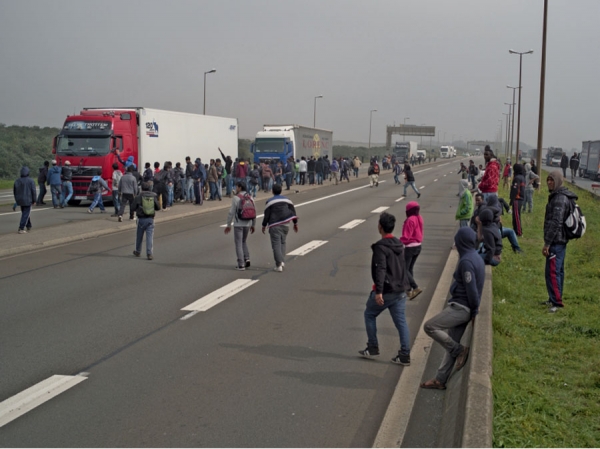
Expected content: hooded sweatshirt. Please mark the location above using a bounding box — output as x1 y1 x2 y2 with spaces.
456 179 474 220
449 227 485 317
544 170 578 246
14 167 36 207
47 165 62 186
510 163 526 202
478 158 500 193
479 208 502 264
371 235 410 294
400 201 424 247
524 163 539 192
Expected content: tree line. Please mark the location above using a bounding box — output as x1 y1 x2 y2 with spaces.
0 124 58 179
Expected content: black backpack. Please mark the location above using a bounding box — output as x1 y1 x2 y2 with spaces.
88 179 100 193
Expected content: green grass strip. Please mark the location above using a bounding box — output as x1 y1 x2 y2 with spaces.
492 171 600 447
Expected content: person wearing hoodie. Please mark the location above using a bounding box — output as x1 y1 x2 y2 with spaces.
118 165 140 221
477 146 500 202
46 160 63 208
476 208 502 266
261 184 299 272
456 179 474 228
36 160 50 206
486 195 523 254
542 170 577 313
400 202 424 300
192 158 205 205
510 163 526 236
87 175 109 213
524 163 540 213
224 181 256 270
420 227 484 390
359 212 412 366
13 166 36 234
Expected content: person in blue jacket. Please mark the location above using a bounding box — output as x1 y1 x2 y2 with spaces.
46 160 63 208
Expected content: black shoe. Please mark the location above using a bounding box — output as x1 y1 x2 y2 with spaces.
391 353 411 365
513 247 523 254
417 193 421 198
359 346 380 359
245 260 251 268
133 250 140 257
147 254 153 260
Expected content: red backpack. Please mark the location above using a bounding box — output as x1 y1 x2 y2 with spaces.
373 163 380 175
237 193 256 220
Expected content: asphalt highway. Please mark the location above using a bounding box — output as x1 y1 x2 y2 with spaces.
0 160 471 447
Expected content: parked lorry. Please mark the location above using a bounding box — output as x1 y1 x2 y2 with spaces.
393 141 418 162
416 149 427 160
581 140 600 179
250 125 333 164
440 145 456 158
545 147 563 166
53 107 238 203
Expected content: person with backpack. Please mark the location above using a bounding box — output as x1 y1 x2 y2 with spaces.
117 165 139 221
368 160 380 187
87 175 109 213
542 170 579 313
131 182 160 260
330 158 339 185
224 181 256 271
262 184 298 272
13 166 36 234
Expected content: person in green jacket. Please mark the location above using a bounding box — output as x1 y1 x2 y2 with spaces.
456 179 473 227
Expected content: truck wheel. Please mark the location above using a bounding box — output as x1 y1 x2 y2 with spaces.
68 199 81 206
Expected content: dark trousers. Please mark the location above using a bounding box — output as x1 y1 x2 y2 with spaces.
512 199 524 236
37 183 47 205
119 193 135 218
299 172 306 185
404 245 421 290
193 181 203 205
19 205 32 230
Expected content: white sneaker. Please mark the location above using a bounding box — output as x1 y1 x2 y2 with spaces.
273 265 283 272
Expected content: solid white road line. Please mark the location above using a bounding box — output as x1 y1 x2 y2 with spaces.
419 186 425 190
371 207 389 214
413 168 432 174
181 279 259 313
0 375 87 428
287 240 328 256
0 207 53 217
395 197 405 203
339 219 365 230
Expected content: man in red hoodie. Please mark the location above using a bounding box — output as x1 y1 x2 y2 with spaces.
400 201 424 300
477 145 500 202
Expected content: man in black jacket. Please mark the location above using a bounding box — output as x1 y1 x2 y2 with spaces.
36 160 49 205
402 163 421 198
560 153 569 178
542 170 577 312
359 212 411 366
14 166 36 234
569 153 580 183
262 184 298 271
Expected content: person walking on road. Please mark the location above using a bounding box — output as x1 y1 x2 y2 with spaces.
87 176 109 213
420 227 484 390
13 166 36 234
132 182 160 260
477 145 500 202
542 170 578 313
368 160 380 187
400 201 424 300
36 160 49 206
359 212 412 366
111 163 122 217
47 160 62 208
569 152 580 183
402 163 421 198
262 184 298 272
224 182 256 271
118 165 139 222
560 152 569 178
60 161 73 207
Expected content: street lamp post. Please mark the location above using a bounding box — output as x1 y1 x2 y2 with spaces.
506 85 518 161
203 68 216 115
509 49 534 161
313 95 323 128
502 111 510 160
504 102 513 160
403 117 410 140
368 109 377 150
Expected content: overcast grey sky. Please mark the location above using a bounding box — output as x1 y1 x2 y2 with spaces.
1 0 598 150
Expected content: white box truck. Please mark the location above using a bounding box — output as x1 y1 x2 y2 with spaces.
53 107 238 200
440 145 456 158
250 125 333 163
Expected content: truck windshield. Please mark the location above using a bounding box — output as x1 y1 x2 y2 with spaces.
56 135 110 156
254 138 285 153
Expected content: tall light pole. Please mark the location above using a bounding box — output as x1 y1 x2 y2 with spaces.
203 68 216 115
497 120 503 150
313 95 323 128
368 109 377 150
536 0 548 172
509 49 534 161
403 117 410 140
506 85 518 161
504 101 513 160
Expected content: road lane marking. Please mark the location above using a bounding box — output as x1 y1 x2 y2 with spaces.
0 207 53 217
413 168 431 174
339 219 365 230
287 240 328 256
439 162 450 166
181 279 259 314
371 207 389 213
419 186 426 190
444 174 447 177
0 375 87 428
434 179 438 182
395 197 405 203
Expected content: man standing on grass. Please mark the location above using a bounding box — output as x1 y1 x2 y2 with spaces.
420 227 484 390
542 170 577 313
359 212 411 366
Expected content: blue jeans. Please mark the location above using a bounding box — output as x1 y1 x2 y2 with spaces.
524 189 534 212
50 184 62 207
226 174 233 196
364 290 410 355
167 184 174 206
112 190 121 214
89 192 105 211
209 181 221 200
136 217 155 255
285 173 292 189
316 172 323 184
545 244 566 307
61 181 73 206
482 192 497 203
186 178 195 201
502 227 521 251
249 182 258 198
403 181 420 196
19 205 32 230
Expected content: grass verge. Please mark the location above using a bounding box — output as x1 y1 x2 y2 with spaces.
0 179 14 190
492 171 600 447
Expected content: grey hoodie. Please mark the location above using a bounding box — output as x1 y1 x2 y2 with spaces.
118 172 139 195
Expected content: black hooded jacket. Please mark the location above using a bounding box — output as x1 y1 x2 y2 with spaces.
510 164 526 202
450 227 485 317
479 208 502 264
14 167 36 207
371 236 410 294
544 186 577 246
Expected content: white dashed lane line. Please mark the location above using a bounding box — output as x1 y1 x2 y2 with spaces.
287 240 328 256
339 219 365 230
181 279 259 317
371 206 389 214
